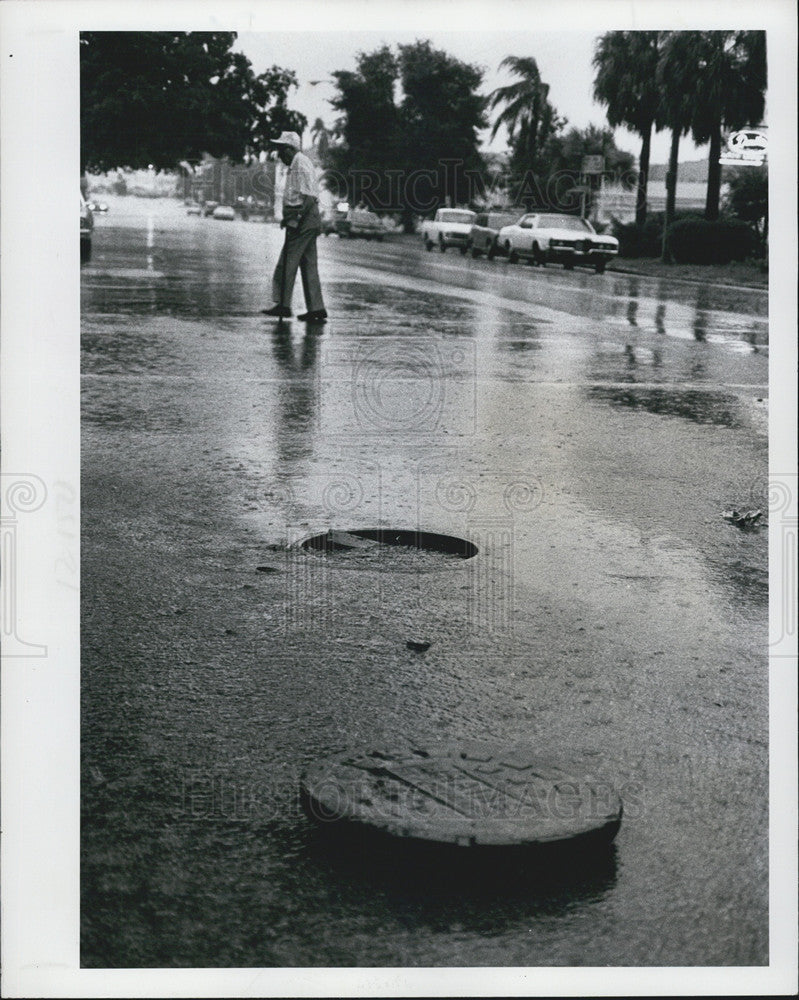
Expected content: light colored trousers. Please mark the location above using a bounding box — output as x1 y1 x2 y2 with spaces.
272 228 325 312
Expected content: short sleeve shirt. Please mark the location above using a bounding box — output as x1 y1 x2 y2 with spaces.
283 151 318 207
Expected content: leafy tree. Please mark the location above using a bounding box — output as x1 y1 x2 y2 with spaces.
488 56 565 184
80 32 306 172
397 40 488 208
662 31 765 221
593 31 663 226
328 41 487 220
724 166 768 242
540 124 634 178
534 124 635 214
328 44 400 197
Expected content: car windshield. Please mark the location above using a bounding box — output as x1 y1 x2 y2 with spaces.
439 211 474 223
538 215 594 232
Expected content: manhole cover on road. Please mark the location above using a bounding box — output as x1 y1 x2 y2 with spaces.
300 745 622 849
300 528 478 571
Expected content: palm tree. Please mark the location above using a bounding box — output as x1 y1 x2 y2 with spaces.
593 32 663 227
657 32 699 257
310 116 331 161
668 31 766 221
488 57 562 177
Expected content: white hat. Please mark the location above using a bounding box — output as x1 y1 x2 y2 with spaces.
271 131 301 150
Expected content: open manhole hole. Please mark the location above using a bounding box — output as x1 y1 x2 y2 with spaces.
299 529 478 571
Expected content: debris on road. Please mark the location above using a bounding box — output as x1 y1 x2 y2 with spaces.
721 509 764 529
406 639 432 652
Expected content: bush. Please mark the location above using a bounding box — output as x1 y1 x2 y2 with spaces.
612 211 702 258
665 218 758 264
612 217 663 257
723 167 767 232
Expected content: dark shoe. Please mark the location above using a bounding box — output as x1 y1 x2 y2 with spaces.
297 310 328 323
261 304 292 317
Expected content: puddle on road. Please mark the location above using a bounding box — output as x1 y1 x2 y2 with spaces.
82 326 183 375
587 385 747 428
714 557 769 607
505 340 544 353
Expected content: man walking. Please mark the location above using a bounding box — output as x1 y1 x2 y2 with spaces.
262 131 327 323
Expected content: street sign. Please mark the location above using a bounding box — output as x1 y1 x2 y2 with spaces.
582 155 605 175
720 128 768 167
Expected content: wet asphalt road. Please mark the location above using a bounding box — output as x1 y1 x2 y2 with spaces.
81 196 768 967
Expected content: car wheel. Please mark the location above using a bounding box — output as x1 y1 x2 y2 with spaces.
532 242 544 266
80 240 91 263
564 260 575 270
487 243 496 261
439 238 446 253
508 248 519 264
425 239 434 251
471 246 481 259
594 259 606 274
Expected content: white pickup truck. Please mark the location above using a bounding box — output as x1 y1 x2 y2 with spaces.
420 208 476 252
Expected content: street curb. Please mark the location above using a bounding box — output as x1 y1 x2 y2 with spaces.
608 263 768 293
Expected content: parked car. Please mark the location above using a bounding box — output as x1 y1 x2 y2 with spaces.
329 201 350 235
212 205 236 220
202 201 219 217
80 194 93 262
497 212 619 273
186 203 202 216
420 208 476 252
467 211 524 259
335 205 384 240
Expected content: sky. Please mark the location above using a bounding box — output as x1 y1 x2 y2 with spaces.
234 30 706 166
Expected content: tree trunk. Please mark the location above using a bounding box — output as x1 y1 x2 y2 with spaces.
635 122 652 228
705 124 723 221
662 127 680 261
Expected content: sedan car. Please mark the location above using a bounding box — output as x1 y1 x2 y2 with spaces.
212 205 236 220
466 211 524 259
497 213 619 273
80 194 93 262
335 206 384 240
421 208 476 252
